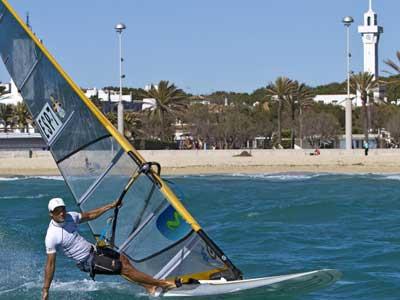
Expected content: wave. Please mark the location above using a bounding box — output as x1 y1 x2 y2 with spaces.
0 279 131 296
247 212 260 217
31 176 64 181
381 174 400 181
49 279 127 292
230 173 323 181
0 193 48 200
0 176 24 181
0 176 63 182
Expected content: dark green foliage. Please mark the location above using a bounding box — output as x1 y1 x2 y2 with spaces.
90 67 400 149
312 81 346 95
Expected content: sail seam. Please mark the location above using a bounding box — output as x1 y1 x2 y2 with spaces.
0 7 6 22
155 235 199 280
19 57 40 90
78 148 125 205
156 247 191 280
56 134 111 164
129 185 156 234
119 199 169 252
119 212 155 252
130 231 194 263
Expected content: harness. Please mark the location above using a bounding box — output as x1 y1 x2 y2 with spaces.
77 246 122 280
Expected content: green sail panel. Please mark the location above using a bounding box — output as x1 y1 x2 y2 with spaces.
0 0 239 281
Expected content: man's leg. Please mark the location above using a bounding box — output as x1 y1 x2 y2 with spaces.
119 254 176 294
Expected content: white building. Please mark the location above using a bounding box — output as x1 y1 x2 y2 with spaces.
84 85 157 111
84 87 133 102
358 0 383 80
358 0 384 99
0 79 23 105
314 0 384 108
313 94 362 107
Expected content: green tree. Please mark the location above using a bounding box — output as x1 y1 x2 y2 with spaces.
15 102 31 132
312 81 346 95
141 80 187 141
350 72 378 142
89 94 103 111
123 112 144 140
385 110 400 146
266 77 295 147
384 51 400 75
184 104 214 145
252 102 274 148
285 81 314 148
383 52 400 104
302 111 340 148
0 104 14 132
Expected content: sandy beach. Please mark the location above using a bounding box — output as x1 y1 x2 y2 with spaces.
1 149 400 176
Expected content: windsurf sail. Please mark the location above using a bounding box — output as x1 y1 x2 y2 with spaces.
0 0 242 282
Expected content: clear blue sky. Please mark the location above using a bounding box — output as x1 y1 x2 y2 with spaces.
0 0 398 94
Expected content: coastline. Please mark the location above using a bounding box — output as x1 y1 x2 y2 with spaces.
1 149 400 176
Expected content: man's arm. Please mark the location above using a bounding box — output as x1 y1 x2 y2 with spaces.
80 200 119 223
42 253 56 300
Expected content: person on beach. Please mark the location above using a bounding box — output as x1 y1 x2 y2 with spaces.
42 198 178 300
309 148 320 156
363 140 369 156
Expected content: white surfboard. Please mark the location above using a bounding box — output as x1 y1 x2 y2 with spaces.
158 269 341 297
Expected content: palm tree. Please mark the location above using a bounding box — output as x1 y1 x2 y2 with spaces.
0 104 14 132
350 72 378 142
383 51 400 105
384 51 400 74
266 77 294 146
15 102 31 132
123 111 144 139
286 82 314 148
141 80 187 141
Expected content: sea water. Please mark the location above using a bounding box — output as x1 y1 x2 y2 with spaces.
0 173 399 300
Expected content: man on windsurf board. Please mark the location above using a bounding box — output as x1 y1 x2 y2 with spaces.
42 197 179 299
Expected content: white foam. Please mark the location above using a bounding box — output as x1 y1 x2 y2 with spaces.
50 279 125 292
0 279 131 296
383 175 400 181
247 212 260 217
29 176 64 181
0 281 37 295
0 177 24 181
231 173 320 181
0 176 63 182
0 193 48 200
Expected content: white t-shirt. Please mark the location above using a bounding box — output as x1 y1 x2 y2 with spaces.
45 212 92 262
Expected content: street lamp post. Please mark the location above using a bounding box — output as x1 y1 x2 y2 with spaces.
115 23 126 134
343 16 354 150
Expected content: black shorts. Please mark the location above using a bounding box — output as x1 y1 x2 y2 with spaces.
78 247 122 277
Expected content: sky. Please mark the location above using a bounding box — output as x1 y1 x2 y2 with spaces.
0 0 399 94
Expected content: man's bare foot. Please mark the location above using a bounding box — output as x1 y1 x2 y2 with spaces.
145 281 176 295
161 280 177 291
145 285 157 295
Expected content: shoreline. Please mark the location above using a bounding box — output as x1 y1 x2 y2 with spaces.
2 149 400 176
1 166 400 177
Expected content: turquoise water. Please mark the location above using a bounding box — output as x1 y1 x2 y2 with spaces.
0 173 399 299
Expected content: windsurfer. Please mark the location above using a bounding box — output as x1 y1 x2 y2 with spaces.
42 197 177 300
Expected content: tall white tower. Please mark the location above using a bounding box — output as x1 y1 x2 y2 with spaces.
358 0 383 80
